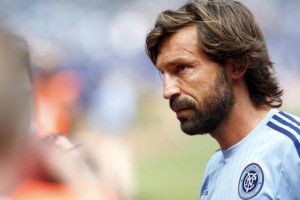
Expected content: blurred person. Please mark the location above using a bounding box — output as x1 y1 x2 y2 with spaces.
30 36 136 200
0 27 118 200
146 0 300 199
34 68 83 136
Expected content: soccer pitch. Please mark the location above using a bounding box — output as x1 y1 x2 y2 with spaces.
137 135 218 200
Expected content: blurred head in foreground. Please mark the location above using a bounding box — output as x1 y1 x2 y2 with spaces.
0 27 32 152
145 0 282 135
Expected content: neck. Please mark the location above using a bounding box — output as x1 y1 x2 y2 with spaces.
210 82 270 150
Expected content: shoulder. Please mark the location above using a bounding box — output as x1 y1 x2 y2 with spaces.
204 149 223 173
275 130 300 198
266 110 300 158
265 110 300 197
200 149 222 197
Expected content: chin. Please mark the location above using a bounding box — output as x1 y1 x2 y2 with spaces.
179 119 209 136
183 130 208 136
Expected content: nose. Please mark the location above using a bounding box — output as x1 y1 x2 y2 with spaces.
163 74 180 100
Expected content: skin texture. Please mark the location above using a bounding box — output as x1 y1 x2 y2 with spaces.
156 25 269 150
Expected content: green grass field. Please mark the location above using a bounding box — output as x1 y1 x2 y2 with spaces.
137 135 218 200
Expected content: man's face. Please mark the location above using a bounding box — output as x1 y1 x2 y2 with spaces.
156 26 234 135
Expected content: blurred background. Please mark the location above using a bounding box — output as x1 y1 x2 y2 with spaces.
0 0 299 199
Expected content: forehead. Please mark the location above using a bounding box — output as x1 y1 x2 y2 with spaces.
156 25 199 68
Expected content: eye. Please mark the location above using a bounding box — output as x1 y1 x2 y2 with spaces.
176 65 187 73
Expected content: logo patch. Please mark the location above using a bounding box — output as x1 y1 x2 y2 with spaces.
238 163 264 199
200 177 209 197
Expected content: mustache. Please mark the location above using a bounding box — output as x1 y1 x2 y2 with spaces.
169 97 197 110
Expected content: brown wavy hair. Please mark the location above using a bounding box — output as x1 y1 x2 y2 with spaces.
145 0 283 108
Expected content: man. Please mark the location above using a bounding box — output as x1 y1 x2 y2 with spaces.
145 0 300 199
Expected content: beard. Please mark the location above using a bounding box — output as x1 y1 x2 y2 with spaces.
169 68 234 135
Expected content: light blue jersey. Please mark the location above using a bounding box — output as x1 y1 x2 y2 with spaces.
200 109 300 199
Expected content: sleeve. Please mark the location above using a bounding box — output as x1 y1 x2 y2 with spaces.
200 172 209 199
276 142 300 199
200 152 218 200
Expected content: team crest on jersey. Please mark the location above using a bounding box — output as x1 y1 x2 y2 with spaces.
238 163 264 199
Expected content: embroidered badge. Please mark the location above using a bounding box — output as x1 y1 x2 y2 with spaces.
238 163 264 199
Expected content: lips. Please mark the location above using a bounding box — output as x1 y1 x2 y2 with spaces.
171 106 189 113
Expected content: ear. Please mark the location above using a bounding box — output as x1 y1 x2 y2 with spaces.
225 59 248 80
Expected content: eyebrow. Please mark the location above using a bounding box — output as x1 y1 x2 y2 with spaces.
157 57 197 71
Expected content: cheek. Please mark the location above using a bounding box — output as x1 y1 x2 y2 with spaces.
180 73 214 103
